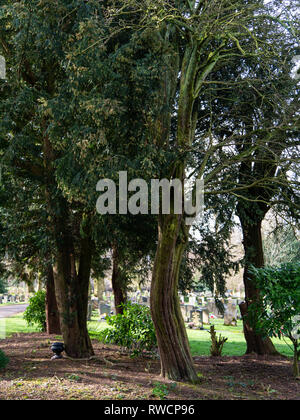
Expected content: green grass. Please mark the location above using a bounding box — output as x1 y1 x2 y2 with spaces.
188 319 293 357
0 312 294 358
88 315 111 340
0 313 38 338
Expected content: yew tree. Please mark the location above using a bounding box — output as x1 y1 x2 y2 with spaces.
0 0 164 355
198 35 299 354
103 0 299 381
0 0 110 357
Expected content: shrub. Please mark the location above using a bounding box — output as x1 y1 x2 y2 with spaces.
98 302 157 357
0 349 9 369
23 290 46 332
249 263 300 378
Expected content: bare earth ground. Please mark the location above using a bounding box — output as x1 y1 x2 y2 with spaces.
0 333 299 400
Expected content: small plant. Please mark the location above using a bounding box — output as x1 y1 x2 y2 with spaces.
0 349 9 369
66 373 80 382
209 325 228 357
152 382 169 400
98 302 157 357
23 290 46 332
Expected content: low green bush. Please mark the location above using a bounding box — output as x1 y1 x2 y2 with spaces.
249 263 300 378
23 290 46 332
98 302 157 357
0 349 9 369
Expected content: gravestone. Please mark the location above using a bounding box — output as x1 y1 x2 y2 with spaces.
206 299 223 318
99 302 111 317
188 294 197 306
181 305 189 322
224 302 238 326
202 308 210 325
192 311 202 329
189 310 203 329
141 296 150 306
91 297 99 310
186 305 195 322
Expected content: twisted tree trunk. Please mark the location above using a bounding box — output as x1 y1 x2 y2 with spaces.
151 214 199 383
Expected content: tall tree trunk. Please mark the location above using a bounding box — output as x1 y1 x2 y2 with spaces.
46 265 61 335
52 212 94 358
239 217 278 355
151 215 199 383
43 129 94 358
111 245 127 315
149 39 198 382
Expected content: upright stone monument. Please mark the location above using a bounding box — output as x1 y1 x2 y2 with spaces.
224 301 238 326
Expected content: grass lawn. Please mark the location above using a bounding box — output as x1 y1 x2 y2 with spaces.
187 320 293 357
0 312 294 358
0 313 38 337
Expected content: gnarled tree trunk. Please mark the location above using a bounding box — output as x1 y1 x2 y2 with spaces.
150 214 199 383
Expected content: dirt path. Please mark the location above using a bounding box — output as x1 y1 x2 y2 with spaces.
0 304 28 319
0 333 299 400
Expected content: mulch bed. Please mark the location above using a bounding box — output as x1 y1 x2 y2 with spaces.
0 333 299 400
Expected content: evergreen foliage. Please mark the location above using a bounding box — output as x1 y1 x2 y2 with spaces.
248 263 300 377
23 290 46 332
99 302 157 357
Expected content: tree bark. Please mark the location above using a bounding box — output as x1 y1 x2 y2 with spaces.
46 265 61 335
239 217 278 355
111 245 127 315
292 338 300 378
52 210 94 358
150 214 199 383
149 38 199 382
